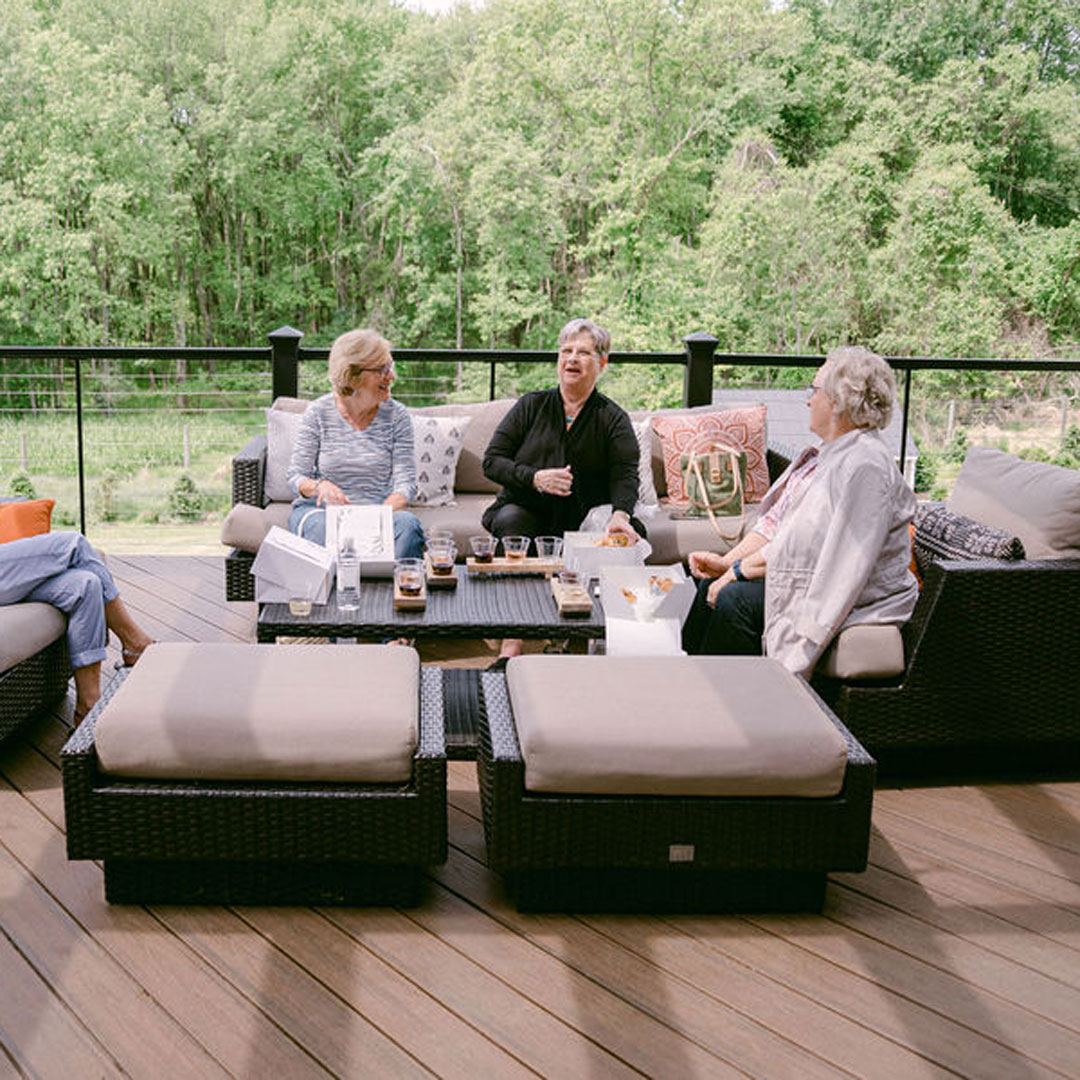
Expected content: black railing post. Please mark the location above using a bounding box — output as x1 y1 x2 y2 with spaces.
682 331 718 407
75 358 87 537
268 325 303 401
899 366 912 480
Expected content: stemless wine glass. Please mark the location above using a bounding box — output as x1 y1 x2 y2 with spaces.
469 534 496 563
502 535 530 561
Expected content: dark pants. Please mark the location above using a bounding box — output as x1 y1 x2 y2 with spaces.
681 577 765 656
482 501 647 551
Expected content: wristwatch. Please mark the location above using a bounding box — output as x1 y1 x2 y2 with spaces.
732 558 747 582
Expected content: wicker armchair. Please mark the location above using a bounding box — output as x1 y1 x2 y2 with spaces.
0 621 69 747
814 557 1080 776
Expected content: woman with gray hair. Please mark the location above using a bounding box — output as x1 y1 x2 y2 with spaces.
287 328 424 559
682 345 918 676
482 317 645 668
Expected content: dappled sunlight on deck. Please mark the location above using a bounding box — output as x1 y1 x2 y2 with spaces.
1 555 1077 1077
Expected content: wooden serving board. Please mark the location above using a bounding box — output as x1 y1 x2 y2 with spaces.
466 556 560 577
393 580 427 610
423 554 458 588
550 577 593 616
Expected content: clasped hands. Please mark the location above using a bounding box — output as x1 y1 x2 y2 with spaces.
688 549 734 608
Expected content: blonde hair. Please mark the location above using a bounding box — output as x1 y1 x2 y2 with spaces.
821 346 897 431
328 329 392 393
557 318 611 357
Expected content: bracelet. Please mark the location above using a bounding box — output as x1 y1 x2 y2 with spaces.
732 558 746 582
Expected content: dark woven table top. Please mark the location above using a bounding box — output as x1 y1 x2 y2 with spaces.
257 571 606 643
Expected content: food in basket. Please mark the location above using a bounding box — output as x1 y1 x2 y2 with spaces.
649 575 674 593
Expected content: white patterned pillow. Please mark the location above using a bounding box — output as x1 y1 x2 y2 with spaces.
632 417 660 518
265 406 307 503
411 414 473 506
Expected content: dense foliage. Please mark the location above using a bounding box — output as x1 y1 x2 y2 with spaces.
1 0 1077 364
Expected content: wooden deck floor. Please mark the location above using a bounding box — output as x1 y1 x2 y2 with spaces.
2 555 1078 1078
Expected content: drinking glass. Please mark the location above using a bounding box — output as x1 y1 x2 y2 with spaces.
534 535 563 560
470 534 496 563
394 558 425 596
427 539 456 576
502 535 530 561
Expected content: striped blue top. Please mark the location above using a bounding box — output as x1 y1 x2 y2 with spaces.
286 393 417 505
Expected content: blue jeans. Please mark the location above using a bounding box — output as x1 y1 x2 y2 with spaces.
681 577 765 656
288 500 425 560
0 532 118 669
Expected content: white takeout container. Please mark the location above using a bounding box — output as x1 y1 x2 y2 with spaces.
599 564 696 657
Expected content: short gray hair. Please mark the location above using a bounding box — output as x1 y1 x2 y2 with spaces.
820 346 896 431
328 329 392 393
557 318 611 357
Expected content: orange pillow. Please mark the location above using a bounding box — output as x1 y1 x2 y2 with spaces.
0 499 55 543
651 406 770 503
909 522 922 589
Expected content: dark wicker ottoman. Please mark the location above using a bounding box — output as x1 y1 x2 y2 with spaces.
62 665 447 906
478 663 875 912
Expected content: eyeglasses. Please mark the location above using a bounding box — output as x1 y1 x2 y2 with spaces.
558 346 599 362
806 382 825 399
339 363 395 395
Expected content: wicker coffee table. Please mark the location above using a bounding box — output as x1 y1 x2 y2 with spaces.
257 571 606 757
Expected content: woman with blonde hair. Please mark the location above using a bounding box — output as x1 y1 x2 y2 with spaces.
287 328 424 558
682 345 918 676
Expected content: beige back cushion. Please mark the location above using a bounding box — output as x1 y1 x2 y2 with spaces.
94 642 419 782
947 446 1080 559
410 399 515 494
506 655 848 797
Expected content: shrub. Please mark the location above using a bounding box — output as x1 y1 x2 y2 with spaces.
168 474 204 521
943 426 969 464
10 473 37 499
913 447 939 493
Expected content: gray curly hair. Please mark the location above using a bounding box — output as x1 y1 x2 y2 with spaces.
557 318 611 357
820 346 897 431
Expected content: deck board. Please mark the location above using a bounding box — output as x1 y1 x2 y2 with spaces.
1 554 1078 1079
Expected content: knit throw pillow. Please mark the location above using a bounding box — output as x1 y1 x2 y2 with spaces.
411 415 473 506
913 502 1025 580
651 405 769 504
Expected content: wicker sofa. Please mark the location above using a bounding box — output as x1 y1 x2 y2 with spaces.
0 601 69 746
221 396 789 602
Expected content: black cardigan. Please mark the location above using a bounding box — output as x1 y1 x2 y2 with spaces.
482 387 640 532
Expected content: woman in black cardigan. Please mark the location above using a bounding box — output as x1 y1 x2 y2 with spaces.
482 317 645 667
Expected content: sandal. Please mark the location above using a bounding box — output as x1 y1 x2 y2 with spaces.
115 642 155 670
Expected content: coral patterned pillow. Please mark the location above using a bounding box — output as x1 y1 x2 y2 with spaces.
651 406 769 504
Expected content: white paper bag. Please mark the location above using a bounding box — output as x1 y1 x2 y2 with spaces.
599 565 696 657
324 504 395 578
251 526 334 604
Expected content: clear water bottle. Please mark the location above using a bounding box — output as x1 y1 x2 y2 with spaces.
337 538 361 610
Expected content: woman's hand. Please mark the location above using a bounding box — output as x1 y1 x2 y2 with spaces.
688 550 726 579
314 479 348 506
706 568 737 607
605 509 639 545
533 465 574 496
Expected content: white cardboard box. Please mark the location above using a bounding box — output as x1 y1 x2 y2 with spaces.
325 504 395 579
599 564 696 657
563 531 652 579
251 526 334 604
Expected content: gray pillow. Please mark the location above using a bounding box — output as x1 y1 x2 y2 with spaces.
914 501 1025 579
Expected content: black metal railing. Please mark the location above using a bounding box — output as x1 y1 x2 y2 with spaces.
1 325 1078 537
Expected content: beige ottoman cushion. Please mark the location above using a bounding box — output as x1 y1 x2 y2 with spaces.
816 624 905 680
506 655 848 797
95 642 419 782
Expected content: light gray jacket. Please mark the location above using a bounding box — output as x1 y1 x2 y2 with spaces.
764 428 918 676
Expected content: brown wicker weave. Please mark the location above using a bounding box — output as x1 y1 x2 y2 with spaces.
62 666 448 905
0 635 69 747
815 556 1080 777
476 668 875 912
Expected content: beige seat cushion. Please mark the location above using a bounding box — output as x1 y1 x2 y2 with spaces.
95 642 419 782
0 602 67 673
948 445 1080 559
816 624 905 680
506 655 847 797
